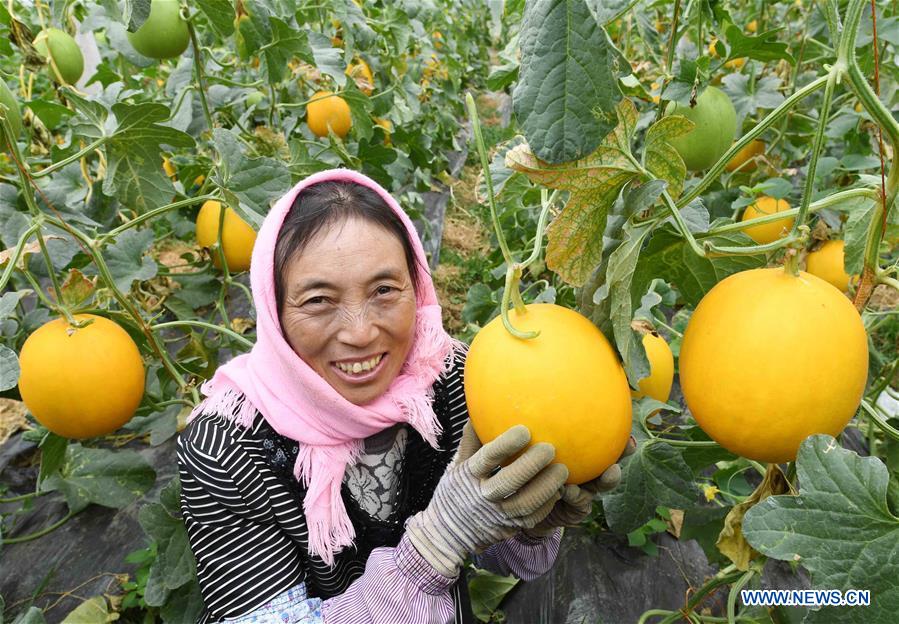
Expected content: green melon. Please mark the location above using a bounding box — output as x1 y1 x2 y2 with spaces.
664 86 737 171
33 28 84 85
0 80 22 141
127 0 190 60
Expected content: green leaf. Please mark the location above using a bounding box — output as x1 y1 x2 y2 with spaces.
723 23 795 65
743 435 899 623
631 226 765 307
584 0 632 24
124 0 152 31
513 0 623 164
41 444 156 513
605 187 665 385
100 228 157 292
330 0 377 50
468 569 519 622
263 18 310 84
139 501 196 590
124 403 180 446
159 474 182 517
341 82 375 142
26 98 74 129
103 103 194 213
159 579 204 624
10 607 46 624
679 506 731 565
143 557 172 608
642 116 692 199
462 283 500 326
37 432 68 486
721 73 786 125
213 128 292 227
167 271 221 311
234 0 272 61
195 0 235 37
0 345 19 392
60 596 113 624
603 439 700 534
307 32 346 88
0 290 30 319
843 197 877 275
506 100 640 286
667 199 710 233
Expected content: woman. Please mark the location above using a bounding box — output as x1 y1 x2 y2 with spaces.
178 168 635 623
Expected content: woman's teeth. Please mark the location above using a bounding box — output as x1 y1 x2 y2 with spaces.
335 353 383 374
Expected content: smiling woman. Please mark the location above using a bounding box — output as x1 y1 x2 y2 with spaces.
273 181 423 406
176 169 631 624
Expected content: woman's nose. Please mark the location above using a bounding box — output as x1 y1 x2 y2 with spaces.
335 305 380 344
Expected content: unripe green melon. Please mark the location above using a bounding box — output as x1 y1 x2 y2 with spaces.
33 28 85 85
664 86 737 171
0 80 22 140
127 0 190 60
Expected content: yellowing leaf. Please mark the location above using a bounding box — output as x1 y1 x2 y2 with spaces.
505 100 642 286
643 115 693 199
717 463 795 571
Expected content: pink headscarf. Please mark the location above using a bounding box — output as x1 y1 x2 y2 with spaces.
188 168 465 566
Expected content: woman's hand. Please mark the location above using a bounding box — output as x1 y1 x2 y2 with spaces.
405 422 568 578
522 435 638 538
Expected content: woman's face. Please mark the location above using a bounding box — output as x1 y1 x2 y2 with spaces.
279 216 418 406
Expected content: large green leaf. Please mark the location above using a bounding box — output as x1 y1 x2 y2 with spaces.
37 432 68 486
104 103 195 212
140 502 196 591
234 0 272 61
513 0 623 164
744 435 899 624
41 444 156 513
66 94 194 213
603 439 700 534
123 0 152 31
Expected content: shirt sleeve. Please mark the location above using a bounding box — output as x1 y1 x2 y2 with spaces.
471 529 563 581
321 534 456 624
177 419 315 622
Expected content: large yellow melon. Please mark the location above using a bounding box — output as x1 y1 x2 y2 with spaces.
464 304 633 484
679 267 868 463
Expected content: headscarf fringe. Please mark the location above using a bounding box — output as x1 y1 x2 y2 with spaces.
294 443 362 565
188 381 258 429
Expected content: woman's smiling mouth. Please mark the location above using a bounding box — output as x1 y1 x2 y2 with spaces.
330 352 388 383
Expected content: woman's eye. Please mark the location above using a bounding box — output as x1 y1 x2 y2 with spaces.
376 285 395 296
304 296 327 306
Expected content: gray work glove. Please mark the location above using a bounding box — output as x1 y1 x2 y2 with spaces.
522 435 638 538
405 422 568 578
